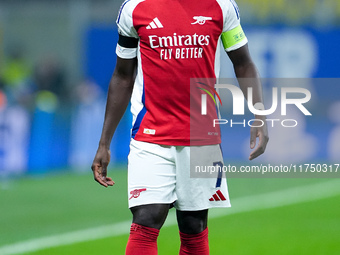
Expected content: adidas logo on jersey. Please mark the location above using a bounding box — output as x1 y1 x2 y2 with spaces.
209 190 227 201
146 17 163 29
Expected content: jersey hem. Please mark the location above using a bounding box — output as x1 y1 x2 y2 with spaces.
132 137 221 146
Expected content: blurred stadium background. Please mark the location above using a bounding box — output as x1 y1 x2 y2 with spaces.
0 0 339 254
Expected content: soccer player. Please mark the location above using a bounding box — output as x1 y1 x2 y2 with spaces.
91 0 268 254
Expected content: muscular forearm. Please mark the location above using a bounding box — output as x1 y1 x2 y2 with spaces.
99 66 135 149
234 61 264 108
228 45 264 109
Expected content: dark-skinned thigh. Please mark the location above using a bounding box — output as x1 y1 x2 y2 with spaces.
130 203 171 230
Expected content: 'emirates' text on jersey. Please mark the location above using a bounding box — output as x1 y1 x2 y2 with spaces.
116 0 247 146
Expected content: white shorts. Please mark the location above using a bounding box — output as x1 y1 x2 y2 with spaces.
127 139 231 211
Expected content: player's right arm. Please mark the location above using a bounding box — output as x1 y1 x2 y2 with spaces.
92 0 139 187
91 56 137 187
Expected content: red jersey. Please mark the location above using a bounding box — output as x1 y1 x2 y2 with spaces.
116 0 247 146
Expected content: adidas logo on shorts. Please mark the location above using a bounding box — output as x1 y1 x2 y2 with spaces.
209 190 226 201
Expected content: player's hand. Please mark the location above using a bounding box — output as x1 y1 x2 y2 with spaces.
91 146 115 187
249 116 269 160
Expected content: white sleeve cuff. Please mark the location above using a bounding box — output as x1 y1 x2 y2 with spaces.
225 37 248 52
116 44 137 59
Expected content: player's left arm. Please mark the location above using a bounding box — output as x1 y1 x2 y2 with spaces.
227 44 269 160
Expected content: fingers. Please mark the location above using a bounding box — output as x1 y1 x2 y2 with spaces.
249 127 269 160
92 164 108 187
250 126 257 149
91 161 115 187
105 177 115 186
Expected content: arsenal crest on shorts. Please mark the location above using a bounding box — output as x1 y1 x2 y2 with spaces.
129 188 147 200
